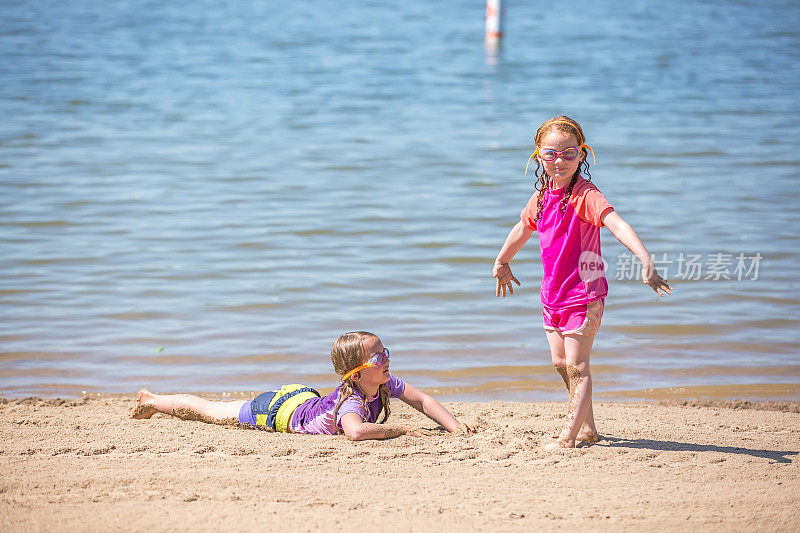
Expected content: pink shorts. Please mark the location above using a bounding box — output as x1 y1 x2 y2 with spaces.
542 299 604 336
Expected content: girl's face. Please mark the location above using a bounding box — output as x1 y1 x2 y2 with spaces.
356 336 391 388
538 130 584 188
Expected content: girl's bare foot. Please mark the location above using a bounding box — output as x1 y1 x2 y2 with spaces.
544 437 575 450
576 429 600 443
131 389 159 419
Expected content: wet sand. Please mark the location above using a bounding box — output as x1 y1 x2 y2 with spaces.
1 396 798 531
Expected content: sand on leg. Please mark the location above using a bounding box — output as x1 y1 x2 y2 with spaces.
131 389 246 425
554 333 595 447
545 330 599 444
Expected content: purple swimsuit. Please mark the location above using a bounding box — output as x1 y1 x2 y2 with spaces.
237 373 406 435
290 373 405 434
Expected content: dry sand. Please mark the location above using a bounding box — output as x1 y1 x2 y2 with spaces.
1 395 798 532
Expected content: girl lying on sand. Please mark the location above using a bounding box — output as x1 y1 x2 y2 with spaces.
133 331 474 440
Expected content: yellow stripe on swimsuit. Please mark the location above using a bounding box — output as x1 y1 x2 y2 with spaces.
252 384 320 433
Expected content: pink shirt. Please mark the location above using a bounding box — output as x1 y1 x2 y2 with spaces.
520 177 613 310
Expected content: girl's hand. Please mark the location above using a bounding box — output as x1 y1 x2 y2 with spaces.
643 265 673 297
493 262 521 297
451 422 477 436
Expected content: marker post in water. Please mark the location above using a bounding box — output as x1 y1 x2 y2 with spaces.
485 0 503 44
485 0 503 61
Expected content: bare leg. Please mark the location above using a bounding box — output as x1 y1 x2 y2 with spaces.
544 332 597 448
131 389 245 425
545 331 598 444
577 403 599 443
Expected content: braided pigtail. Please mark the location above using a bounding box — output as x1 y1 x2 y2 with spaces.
378 382 391 424
360 384 370 420
331 380 355 435
532 159 550 225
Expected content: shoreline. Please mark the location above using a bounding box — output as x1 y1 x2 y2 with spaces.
5 364 800 402
2 396 798 531
3 394 800 413
2 380 799 405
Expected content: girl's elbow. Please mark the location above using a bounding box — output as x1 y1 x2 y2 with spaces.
344 427 364 441
415 393 434 410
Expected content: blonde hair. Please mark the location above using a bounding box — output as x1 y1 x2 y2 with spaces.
330 331 391 434
530 115 593 224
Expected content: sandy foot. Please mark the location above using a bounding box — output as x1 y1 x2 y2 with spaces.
130 389 158 419
543 437 575 450
576 430 601 443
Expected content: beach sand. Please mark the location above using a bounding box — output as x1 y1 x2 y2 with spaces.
1 396 798 532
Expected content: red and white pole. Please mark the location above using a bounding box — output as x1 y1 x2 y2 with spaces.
485 0 503 43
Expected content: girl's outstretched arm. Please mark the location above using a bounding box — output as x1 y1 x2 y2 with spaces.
339 412 433 441
494 221 534 297
601 210 673 296
399 383 474 434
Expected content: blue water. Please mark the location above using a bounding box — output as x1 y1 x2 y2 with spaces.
2 0 799 399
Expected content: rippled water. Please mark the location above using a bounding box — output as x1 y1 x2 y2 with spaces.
2 0 799 400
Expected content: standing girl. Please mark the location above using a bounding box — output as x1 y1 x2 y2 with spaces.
492 116 671 448
133 331 473 440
